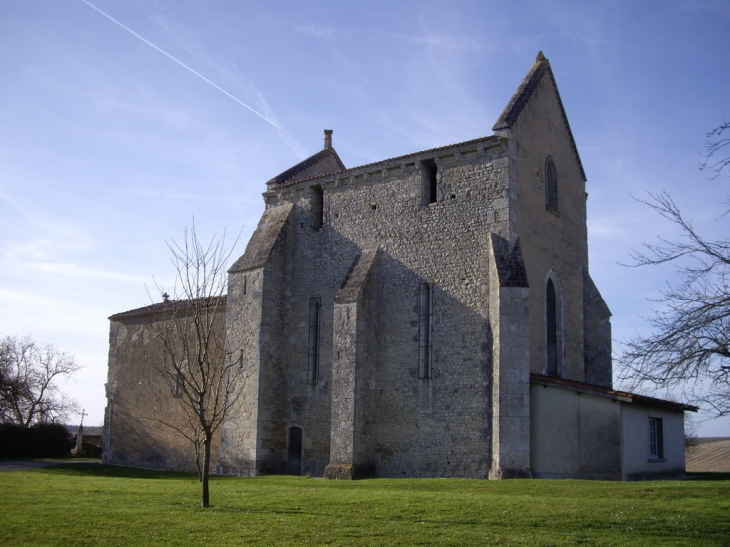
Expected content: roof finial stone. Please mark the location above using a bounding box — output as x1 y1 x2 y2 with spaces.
536 51 545 62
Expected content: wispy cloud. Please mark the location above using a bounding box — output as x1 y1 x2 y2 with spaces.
381 31 495 52
8 260 149 283
81 185 254 204
140 6 307 159
80 0 281 129
295 24 494 52
295 25 347 41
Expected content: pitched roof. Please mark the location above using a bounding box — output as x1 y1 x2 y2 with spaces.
109 295 227 321
530 373 699 412
493 51 587 182
266 147 346 189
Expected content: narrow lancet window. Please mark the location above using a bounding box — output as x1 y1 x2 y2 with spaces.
546 279 558 376
307 297 321 384
546 157 558 213
311 185 323 229
418 283 433 379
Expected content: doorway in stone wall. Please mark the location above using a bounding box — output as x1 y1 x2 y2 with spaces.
287 427 302 475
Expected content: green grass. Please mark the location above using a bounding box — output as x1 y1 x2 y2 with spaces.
0 465 728 546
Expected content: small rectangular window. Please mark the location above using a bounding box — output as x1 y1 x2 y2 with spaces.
418 283 432 379
649 417 664 459
242 275 247 296
308 297 321 384
420 160 438 206
172 361 186 398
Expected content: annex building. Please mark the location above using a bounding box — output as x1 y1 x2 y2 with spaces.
103 53 695 480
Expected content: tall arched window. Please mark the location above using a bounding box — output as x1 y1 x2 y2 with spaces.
545 157 558 213
545 270 564 377
546 279 558 375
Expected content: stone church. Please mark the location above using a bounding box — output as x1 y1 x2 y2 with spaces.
103 53 694 480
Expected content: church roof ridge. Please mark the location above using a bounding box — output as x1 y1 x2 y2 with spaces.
493 51 587 182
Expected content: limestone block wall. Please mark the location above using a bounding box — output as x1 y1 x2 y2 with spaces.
505 69 591 382
103 313 223 472
488 234 531 479
253 138 512 477
221 203 300 475
326 249 379 479
583 271 612 387
219 267 265 475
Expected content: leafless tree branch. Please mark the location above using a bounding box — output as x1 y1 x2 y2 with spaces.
0 335 80 426
699 120 730 179
619 121 730 416
142 221 254 508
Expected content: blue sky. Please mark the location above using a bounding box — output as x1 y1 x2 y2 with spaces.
1 0 728 436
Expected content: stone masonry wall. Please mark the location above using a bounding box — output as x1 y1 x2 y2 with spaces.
252 137 512 477
103 313 224 471
505 70 592 382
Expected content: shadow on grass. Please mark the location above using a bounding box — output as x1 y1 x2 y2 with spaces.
35 463 204 480
686 472 730 481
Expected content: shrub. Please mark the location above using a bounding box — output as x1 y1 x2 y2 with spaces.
0 423 74 459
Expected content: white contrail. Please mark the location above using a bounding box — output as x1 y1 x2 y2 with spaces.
80 0 280 129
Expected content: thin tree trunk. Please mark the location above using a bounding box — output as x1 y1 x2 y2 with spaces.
201 434 211 508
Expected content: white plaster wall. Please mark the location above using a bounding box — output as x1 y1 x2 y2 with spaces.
620 404 686 479
530 384 622 479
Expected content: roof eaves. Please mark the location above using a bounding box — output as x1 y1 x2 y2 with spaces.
109 295 227 321
530 373 699 412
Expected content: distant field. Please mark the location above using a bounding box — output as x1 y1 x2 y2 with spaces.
687 438 730 473
0 465 728 546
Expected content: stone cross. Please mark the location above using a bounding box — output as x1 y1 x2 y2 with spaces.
74 409 86 451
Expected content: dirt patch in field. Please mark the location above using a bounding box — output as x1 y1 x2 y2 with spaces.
686 438 730 472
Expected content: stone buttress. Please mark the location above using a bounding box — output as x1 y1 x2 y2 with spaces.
219 203 293 475
324 248 380 479
488 233 532 479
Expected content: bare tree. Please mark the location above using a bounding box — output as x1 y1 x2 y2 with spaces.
0 335 80 426
145 224 251 508
700 120 730 179
619 120 730 417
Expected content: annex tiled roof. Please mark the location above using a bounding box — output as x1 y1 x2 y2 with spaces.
109 295 227 321
493 51 587 182
531 373 699 412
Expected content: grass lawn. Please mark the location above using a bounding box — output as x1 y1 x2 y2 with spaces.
0 465 728 546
